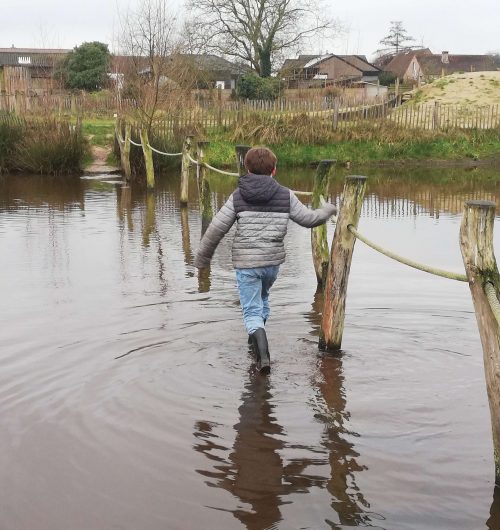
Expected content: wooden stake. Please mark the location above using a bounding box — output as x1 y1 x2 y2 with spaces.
319 176 367 351
121 121 132 181
235 145 251 176
460 200 500 486
197 141 213 234
180 135 194 206
311 160 336 285
139 128 155 189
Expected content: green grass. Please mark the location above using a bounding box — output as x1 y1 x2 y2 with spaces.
82 118 115 146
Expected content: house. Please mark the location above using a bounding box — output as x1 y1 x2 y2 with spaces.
383 49 432 83
385 50 498 83
112 53 249 91
0 47 70 94
280 54 381 88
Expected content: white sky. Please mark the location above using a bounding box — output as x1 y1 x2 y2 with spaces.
1 0 498 60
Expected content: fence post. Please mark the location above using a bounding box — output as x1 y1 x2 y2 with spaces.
311 160 336 285
459 200 500 486
319 176 367 351
235 145 251 176
180 135 194 206
115 119 132 181
140 128 155 189
333 98 340 130
197 141 213 234
433 101 441 130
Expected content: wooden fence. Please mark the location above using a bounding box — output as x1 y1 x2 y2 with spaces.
2 90 499 130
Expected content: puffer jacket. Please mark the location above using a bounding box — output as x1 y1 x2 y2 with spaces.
193 173 337 269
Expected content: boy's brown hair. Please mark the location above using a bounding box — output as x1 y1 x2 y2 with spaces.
244 147 277 175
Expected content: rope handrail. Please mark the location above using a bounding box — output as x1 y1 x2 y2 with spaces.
129 138 142 147
348 225 468 282
186 152 200 166
147 143 182 157
203 160 239 177
116 131 125 145
485 282 500 328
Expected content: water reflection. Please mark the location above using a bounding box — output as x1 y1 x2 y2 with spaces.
194 368 288 529
192 290 380 529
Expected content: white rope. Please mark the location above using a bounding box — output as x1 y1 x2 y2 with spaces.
187 152 200 166
129 138 142 147
147 143 182 157
349 225 468 282
203 161 239 177
485 282 500 329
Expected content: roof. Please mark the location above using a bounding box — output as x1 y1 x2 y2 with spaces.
418 54 498 75
281 54 379 75
384 49 432 78
178 54 250 75
0 47 70 67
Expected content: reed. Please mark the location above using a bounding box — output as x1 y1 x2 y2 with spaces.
0 115 86 174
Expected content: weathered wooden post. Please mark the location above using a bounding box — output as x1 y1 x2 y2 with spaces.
311 160 336 285
197 141 213 234
235 145 251 176
180 135 194 206
319 176 367 351
115 120 132 181
139 128 155 189
460 200 500 486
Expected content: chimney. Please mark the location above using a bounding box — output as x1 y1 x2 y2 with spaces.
441 51 449 64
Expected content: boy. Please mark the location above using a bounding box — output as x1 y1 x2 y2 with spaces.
194 147 337 375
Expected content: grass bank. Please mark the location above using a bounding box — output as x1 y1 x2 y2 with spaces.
0 115 87 174
203 125 500 168
84 116 500 173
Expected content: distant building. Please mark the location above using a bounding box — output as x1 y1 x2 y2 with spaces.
0 47 70 94
385 50 498 83
280 54 381 88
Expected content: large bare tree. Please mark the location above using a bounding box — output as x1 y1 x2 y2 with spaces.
185 0 336 77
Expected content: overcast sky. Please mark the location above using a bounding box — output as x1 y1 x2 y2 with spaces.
1 0 498 60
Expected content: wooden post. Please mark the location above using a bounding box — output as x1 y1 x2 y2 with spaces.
433 101 440 130
116 120 132 181
311 160 336 285
235 145 251 176
140 128 155 189
319 176 367 351
197 141 213 234
180 135 194 206
459 200 500 486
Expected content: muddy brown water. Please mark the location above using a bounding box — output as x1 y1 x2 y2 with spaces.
1 166 500 530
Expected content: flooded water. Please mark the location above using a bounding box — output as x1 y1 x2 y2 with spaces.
1 165 500 530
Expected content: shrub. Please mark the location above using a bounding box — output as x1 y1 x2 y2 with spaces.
235 73 282 100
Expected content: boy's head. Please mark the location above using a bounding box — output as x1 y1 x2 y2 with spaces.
244 147 277 176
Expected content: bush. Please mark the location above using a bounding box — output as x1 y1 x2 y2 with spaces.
236 73 282 100
378 72 397 86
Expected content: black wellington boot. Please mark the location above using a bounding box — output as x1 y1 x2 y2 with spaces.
250 328 271 375
248 319 266 345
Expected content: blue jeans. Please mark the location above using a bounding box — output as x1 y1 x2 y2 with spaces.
235 266 280 334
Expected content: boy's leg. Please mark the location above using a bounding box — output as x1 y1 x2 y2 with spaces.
235 268 265 334
261 265 280 323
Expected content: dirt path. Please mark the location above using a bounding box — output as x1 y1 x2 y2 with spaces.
84 145 120 175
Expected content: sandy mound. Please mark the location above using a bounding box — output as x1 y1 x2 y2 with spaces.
412 71 500 106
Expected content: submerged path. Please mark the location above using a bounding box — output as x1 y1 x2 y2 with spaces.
84 145 120 175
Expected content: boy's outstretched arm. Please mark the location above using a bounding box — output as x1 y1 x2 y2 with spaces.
194 195 237 268
289 192 337 228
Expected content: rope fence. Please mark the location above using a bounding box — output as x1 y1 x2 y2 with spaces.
147 143 182 157
348 224 468 282
485 282 500 328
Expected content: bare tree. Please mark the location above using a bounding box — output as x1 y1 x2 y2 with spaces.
185 0 336 77
118 0 180 130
